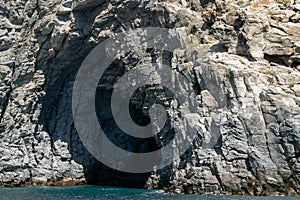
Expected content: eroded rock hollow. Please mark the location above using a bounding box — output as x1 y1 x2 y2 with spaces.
0 0 300 196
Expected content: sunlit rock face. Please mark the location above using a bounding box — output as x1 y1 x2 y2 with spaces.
73 0 107 10
0 0 299 195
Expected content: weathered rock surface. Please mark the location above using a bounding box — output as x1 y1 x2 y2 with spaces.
0 0 299 196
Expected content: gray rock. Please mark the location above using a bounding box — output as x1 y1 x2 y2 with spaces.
0 0 299 196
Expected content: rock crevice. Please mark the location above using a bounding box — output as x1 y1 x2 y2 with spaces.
0 0 299 195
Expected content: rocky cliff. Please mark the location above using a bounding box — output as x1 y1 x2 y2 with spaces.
0 0 300 196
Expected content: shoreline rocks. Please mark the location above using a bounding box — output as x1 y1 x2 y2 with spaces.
0 0 299 196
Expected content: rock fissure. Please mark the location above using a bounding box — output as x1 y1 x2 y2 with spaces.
0 0 299 195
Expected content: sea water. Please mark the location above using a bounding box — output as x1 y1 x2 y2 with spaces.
0 186 298 200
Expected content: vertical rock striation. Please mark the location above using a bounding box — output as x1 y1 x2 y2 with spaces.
0 0 299 195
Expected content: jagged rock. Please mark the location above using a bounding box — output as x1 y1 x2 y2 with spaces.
73 0 107 10
0 0 299 196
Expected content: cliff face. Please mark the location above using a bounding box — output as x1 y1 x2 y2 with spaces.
0 0 300 195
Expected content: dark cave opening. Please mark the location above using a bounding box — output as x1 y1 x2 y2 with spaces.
264 54 288 67
36 2 188 188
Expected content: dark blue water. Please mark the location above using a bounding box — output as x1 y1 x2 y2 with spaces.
0 186 298 200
